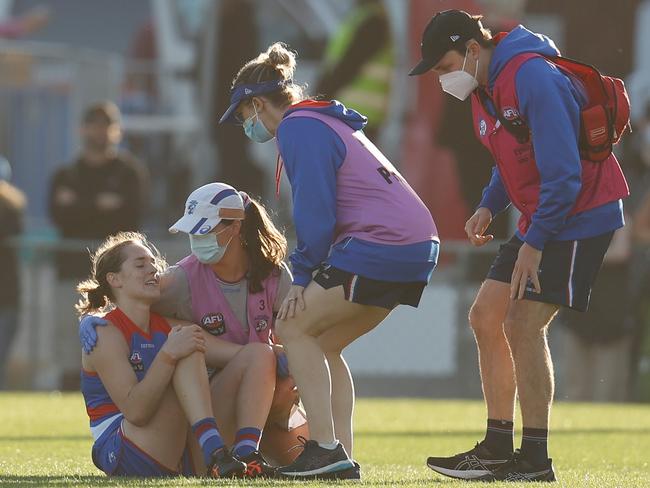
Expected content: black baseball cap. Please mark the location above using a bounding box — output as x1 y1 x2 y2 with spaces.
409 10 482 76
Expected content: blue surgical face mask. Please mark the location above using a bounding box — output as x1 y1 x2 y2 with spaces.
243 104 273 143
189 227 233 264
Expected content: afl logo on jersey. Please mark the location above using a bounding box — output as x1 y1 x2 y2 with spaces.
254 316 270 332
201 312 226 336
502 107 520 121
129 351 144 372
479 119 487 136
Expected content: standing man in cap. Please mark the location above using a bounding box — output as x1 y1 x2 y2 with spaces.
410 10 629 482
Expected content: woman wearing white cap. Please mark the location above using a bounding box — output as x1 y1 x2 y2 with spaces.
79 182 309 477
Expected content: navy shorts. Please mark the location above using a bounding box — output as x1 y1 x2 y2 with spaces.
313 264 426 310
486 232 614 312
92 421 193 477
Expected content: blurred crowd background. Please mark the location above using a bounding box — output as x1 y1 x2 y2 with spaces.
0 0 649 403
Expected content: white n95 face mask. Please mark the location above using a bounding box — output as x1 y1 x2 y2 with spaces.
439 50 479 101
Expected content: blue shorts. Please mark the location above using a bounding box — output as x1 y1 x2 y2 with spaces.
487 232 614 312
92 421 194 477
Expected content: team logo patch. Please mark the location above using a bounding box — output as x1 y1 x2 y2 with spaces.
479 119 487 136
129 351 144 372
502 107 520 121
254 315 270 332
201 312 226 335
187 199 198 215
198 225 212 235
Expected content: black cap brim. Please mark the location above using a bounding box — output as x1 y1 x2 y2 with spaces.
409 57 437 76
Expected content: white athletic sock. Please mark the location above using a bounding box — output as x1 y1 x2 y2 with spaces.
317 440 339 450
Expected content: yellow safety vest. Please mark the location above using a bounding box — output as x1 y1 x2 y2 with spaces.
323 3 393 129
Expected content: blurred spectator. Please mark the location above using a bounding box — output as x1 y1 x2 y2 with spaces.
0 5 50 39
48 101 149 389
122 18 157 116
314 0 392 143
0 157 25 389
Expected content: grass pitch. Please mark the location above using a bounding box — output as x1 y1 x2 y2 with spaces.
0 393 648 487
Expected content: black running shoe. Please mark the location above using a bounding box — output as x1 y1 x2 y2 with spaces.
320 461 361 481
477 450 556 482
236 450 277 479
207 448 247 478
278 436 355 479
426 441 511 480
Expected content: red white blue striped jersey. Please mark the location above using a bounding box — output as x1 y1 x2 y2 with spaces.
81 308 171 446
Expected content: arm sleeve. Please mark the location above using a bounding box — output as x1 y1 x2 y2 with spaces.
277 117 346 287
478 166 511 216
516 58 583 250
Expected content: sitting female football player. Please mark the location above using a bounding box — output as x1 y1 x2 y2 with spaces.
79 232 248 478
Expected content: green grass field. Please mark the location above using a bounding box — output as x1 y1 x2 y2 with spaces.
0 393 648 487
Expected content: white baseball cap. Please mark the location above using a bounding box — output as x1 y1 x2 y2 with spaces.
169 182 245 235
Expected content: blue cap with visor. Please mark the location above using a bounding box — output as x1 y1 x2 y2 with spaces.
219 79 287 124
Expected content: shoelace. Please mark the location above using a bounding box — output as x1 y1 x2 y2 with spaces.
287 435 313 458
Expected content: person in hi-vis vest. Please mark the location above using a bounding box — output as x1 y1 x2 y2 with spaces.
315 0 393 142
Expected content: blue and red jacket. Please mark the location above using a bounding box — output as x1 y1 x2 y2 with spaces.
473 26 629 249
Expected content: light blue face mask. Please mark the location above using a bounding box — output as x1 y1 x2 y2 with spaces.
243 104 273 143
189 227 233 264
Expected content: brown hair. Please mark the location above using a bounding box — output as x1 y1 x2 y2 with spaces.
231 42 306 108
82 101 121 125
223 197 287 293
76 232 166 316
450 15 493 56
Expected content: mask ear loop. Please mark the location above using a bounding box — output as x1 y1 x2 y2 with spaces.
253 98 262 123
461 48 469 71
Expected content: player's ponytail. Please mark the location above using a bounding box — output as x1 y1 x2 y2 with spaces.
240 196 287 293
76 279 109 315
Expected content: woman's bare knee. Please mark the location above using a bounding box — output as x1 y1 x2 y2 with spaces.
242 343 275 370
276 316 314 343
